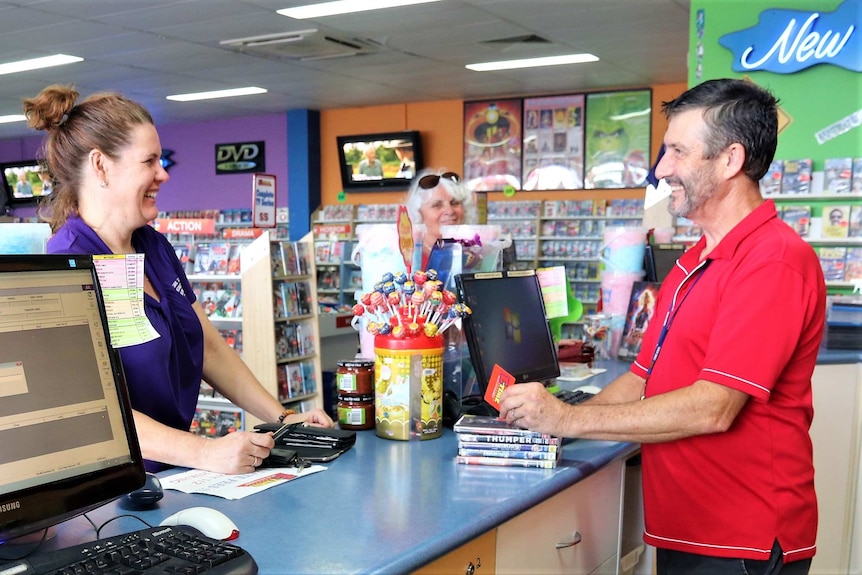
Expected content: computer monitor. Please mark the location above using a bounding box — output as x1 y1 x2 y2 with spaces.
643 243 688 284
0 255 144 544
455 270 560 408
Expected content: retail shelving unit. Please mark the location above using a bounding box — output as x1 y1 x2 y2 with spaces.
240 231 323 430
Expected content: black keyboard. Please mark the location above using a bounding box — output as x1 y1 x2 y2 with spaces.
0 525 257 575
555 389 595 405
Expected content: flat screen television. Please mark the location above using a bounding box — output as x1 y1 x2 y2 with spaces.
0 255 144 544
337 130 423 191
0 160 53 208
455 270 560 412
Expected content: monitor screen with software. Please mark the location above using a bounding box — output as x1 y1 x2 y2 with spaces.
455 270 560 408
0 255 144 544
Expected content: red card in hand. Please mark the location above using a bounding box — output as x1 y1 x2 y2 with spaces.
484 364 516 410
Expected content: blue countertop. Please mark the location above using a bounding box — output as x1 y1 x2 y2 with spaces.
42 352 859 574
47 364 635 575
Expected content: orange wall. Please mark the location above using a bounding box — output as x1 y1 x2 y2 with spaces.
319 82 687 208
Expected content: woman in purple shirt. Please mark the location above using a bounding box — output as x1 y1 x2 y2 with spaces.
25 84 332 474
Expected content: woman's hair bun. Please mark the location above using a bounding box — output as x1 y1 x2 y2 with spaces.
23 85 80 132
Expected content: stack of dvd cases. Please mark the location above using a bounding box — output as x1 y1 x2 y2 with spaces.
453 414 562 469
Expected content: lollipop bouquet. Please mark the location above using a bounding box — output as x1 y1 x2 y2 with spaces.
352 269 471 441
351 269 471 341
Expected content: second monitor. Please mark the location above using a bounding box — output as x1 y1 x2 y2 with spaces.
455 270 560 410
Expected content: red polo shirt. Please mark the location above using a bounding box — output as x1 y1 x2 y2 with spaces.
632 200 825 561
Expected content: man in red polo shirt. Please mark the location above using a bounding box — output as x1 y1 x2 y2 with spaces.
500 79 825 575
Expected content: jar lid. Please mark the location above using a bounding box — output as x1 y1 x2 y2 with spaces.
337 393 374 402
337 359 375 369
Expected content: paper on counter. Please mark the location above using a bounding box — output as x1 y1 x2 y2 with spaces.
159 465 326 499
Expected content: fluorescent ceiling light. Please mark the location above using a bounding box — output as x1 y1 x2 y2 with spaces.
0 115 26 124
466 53 599 72
166 87 268 102
0 54 83 76
278 0 440 19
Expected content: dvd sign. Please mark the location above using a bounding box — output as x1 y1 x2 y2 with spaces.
215 141 265 174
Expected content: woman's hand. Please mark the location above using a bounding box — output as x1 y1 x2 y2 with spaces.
198 430 275 475
287 408 334 428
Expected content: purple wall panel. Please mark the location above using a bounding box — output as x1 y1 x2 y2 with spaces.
2 112 289 218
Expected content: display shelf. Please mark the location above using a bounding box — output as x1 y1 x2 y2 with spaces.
241 232 323 429
765 181 861 293
488 198 643 319
155 209 292 431
313 238 359 309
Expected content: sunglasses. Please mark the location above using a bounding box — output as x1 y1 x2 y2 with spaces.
418 172 461 189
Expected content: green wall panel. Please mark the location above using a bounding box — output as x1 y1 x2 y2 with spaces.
690 0 861 167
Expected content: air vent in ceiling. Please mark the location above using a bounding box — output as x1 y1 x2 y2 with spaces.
220 29 380 61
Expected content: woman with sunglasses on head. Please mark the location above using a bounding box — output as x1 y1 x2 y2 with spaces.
405 168 476 269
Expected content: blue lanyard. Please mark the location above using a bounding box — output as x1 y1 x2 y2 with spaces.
641 259 712 400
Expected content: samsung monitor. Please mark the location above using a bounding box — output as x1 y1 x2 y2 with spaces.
0 255 144 544
337 130 423 191
455 270 560 408
0 160 54 208
643 242 688 284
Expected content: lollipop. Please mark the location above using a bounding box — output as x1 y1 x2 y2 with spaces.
413 270 427 287
406 322 421 338
411 290 425 321
425 269 438 282
391 324 405 339
423 322 439 338
422 290 442 318
378 322 392 336
381 272 394 284
393 271 407 285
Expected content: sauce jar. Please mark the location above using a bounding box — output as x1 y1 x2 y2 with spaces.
336 359 374 396
337 393 375 430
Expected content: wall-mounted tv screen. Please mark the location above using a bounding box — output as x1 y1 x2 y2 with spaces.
1 160 53 207
337 130 423 192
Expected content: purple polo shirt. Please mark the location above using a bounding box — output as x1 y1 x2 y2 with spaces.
49 216 204 472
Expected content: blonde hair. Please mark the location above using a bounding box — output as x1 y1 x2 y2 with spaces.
23 84 154 231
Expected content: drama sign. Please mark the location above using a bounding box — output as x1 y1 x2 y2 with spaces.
719 0 859 74
215 141 265 174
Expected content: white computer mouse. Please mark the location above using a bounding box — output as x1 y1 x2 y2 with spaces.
159 506 240 541
575 385 602 395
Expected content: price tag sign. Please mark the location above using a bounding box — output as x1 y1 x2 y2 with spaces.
252 173 276 228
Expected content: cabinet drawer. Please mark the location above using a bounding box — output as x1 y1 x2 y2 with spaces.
413 528 496 575
496 460 623 575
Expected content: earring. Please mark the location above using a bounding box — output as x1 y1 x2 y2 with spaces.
100 181 108 188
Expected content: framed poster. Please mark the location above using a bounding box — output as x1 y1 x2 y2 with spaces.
463 98 522 192
617 281 660 361
584 89 652 189
522 94 584 191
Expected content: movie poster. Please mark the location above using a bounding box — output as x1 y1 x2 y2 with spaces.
522 94 585 191
617 281 660 361
463 99 522 192
584 90 651 189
